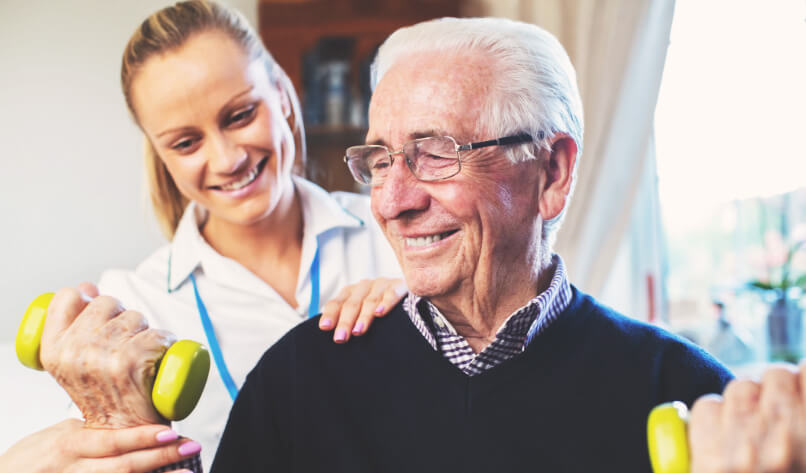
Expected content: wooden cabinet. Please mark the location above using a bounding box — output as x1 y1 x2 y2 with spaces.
258 0 466 192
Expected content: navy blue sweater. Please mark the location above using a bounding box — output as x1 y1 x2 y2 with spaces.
212 287 732 472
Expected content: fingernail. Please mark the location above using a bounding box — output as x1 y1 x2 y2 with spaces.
320 318 333 329
394 283 409 297
352 322 365 335
178 441 202 456
156 429 179 442
374 305 385 314
334 328 347 342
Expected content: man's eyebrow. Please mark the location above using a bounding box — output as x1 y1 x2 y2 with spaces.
156 86 254 138
365 129 448 147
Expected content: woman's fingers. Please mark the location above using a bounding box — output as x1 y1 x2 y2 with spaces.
351 279 407 337
372 280 407 319
76 426 201 473
0 420 199 473
331 279 375 343
72 423 182 457
319 278 408 342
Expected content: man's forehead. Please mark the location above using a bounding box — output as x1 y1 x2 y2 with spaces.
366 50 492 145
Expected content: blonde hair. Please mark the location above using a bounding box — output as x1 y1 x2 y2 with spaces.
121 0 305 238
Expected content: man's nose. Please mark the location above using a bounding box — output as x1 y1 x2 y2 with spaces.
207 132 248 175
373 156 430 220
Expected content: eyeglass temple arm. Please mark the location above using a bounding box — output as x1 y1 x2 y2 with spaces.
459 132 543 151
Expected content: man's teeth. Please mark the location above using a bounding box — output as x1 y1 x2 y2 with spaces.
405 232 452 247
220 163 260 191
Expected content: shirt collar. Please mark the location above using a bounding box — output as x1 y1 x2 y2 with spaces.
403 254 572 351
166 176 364 292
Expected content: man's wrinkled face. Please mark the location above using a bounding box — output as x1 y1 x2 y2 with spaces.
367 50 544 300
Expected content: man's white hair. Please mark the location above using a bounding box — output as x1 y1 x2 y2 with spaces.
370 17 584 255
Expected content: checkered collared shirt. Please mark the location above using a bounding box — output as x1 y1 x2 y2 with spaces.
403 254 572 376
152 452 203 473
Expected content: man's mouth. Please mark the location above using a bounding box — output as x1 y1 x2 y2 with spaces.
212 157 268 191
405 229 458 248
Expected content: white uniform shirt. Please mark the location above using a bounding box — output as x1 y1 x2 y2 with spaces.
97 177 401 470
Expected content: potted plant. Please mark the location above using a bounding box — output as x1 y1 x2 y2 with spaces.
748 234 806 362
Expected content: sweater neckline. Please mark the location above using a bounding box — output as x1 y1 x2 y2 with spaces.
382 286 587 386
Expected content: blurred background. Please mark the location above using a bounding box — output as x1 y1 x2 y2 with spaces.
1 0 804 451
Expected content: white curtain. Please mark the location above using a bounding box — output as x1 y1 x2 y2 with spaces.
477 0 674 318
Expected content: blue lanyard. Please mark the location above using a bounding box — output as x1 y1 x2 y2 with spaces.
189 246 321 402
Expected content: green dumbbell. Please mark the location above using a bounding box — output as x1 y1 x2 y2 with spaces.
16 292 210 421
647 401 691 473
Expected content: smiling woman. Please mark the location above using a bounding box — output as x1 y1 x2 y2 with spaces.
128 30 303 293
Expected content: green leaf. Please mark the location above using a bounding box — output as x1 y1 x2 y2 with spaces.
748 280 776 291
795 274 806 291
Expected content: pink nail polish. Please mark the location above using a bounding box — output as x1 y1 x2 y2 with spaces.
352 322 365 335
178 441 202 456
156 429 179 442
320 319 334 329
374 305 385 314
334 328 347 342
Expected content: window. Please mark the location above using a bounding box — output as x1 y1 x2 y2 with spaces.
655 0 806 356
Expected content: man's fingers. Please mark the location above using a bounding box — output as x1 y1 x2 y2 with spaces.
77 282 100 299
689 394 724 473
42 288 92 344
757 364 802 471
103 310 150 340
722 378 762 418
758 364 800 423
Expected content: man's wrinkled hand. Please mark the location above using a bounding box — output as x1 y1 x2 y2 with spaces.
40 285 176 428
690 362 806 473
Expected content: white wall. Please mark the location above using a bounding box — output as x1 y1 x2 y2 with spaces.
0 0 256 450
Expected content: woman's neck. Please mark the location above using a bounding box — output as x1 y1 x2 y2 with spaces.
200 187 304 306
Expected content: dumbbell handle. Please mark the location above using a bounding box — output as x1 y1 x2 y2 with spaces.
16 293 210 421
647 401 691 473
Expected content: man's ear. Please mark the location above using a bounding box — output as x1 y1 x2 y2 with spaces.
538 134 578 220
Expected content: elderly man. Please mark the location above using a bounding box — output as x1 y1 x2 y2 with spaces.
209 17 735 472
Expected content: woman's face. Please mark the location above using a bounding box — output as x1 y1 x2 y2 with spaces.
130 30 295 229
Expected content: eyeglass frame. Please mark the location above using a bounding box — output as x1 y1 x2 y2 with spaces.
343 132 542 186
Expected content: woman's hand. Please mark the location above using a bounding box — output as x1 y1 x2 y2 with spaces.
0 419 200 473
319 278 407 343
39 284 175 428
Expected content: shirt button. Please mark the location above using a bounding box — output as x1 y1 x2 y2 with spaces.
434 316 446 328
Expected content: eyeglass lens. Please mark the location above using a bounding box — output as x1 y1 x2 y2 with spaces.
348 137 460 185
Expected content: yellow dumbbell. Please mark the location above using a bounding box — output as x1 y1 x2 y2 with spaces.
647 401 691 473
16 292 210 421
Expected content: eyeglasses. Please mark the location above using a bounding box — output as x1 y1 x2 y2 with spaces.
343 133 535 186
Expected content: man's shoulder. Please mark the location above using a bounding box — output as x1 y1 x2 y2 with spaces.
563 287 733 398
566 286 698 348
253 302 412 375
